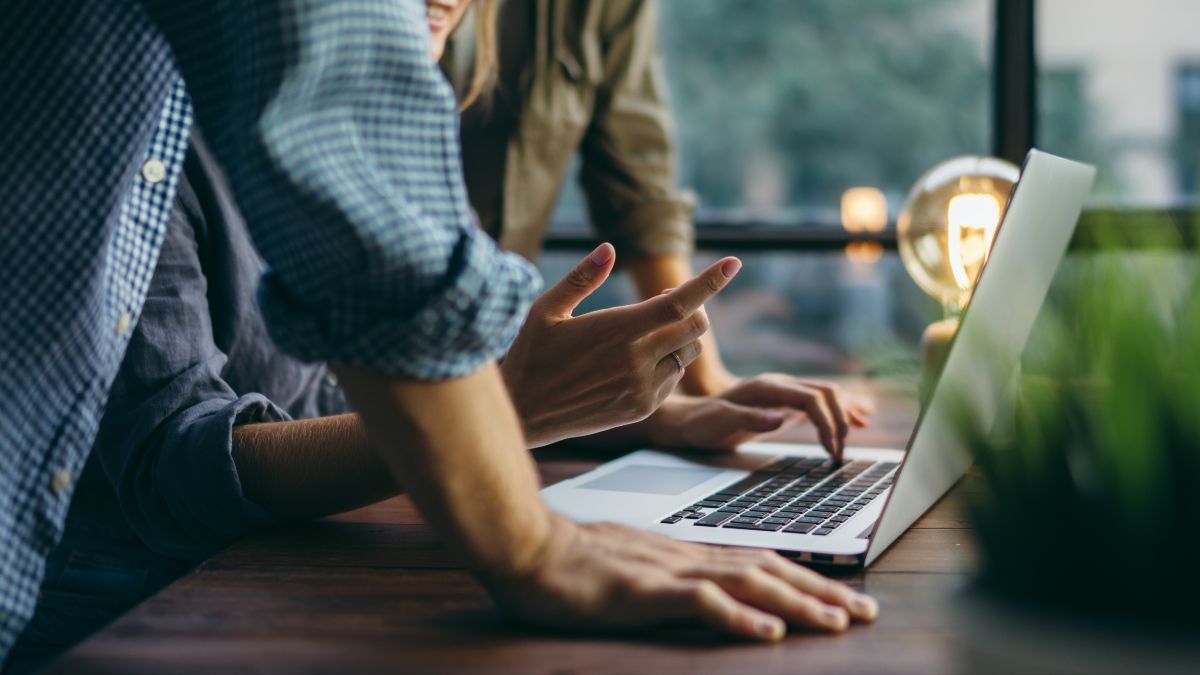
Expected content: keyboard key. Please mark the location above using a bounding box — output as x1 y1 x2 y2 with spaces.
695 511 739 527
661 516 682 524
725 521 784 531
784 523 817 534
813 527 835 536
684 512 703 519
692 500 726 509
762 517 792 526
730 517 761 525
706 492 741 501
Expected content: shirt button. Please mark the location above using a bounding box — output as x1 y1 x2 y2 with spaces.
324 371 339 387
51 469 73 495
141 159 166 184
116 312 132 337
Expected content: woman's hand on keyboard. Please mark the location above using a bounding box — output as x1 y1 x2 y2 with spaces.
634 375 872 459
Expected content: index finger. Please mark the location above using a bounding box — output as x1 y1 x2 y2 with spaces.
630 257 741 334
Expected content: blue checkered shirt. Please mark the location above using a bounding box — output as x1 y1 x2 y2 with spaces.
0 0 540 658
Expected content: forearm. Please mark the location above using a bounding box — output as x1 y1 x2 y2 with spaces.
232 414 400 522
332 362 553 582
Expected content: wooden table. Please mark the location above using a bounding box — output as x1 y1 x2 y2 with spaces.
49 380 980 674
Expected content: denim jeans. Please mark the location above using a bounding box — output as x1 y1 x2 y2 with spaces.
5 525 195 674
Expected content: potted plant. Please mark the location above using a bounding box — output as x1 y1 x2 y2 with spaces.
955 220 1200 674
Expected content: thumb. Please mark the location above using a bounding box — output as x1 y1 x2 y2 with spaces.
536 243 615 317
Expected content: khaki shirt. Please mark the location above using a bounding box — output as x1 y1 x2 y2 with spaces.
445 0 694 261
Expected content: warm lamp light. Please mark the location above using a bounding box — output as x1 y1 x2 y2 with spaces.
897 156 1019 317
897 156 1020 400
841 187 888 233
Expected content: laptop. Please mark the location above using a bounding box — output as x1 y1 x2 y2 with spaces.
542 149 1096 566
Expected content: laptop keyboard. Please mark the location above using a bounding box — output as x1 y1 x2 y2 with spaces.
659 457 898 536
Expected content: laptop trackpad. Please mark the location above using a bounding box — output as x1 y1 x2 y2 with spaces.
577 465 723 496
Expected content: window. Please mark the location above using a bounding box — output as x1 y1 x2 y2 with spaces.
543 0 992 375
658 0 992 222
1177 65 1200 196
1037 0 1200 206
537 2 1200 377
553 0 993 229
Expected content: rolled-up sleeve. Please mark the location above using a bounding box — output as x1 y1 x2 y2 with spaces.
144 0 540 379
95 191 285 559
579 0 695 259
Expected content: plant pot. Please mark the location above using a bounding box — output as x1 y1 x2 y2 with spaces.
955 588 1200 675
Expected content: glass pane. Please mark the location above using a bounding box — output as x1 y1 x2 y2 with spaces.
1038 0 1200 206
659 0 992 221
552 0 992 228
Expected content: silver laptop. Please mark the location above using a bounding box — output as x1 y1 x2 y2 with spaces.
542 150 1096 566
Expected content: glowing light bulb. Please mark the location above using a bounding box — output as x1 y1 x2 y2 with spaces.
946 193 1001 290
897 156 1019 317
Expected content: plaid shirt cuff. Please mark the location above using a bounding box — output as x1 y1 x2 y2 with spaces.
258 237 541 380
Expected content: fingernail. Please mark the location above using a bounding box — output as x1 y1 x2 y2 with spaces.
823 607 849 630
720 258 742 278
758 618 785 640
588 243 614 267
851 594 879 620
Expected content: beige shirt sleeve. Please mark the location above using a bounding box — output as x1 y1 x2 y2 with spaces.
578 0 695 259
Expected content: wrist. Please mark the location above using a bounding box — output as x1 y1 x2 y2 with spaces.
475 510 573 596
682 363 738 397
639 396 694 448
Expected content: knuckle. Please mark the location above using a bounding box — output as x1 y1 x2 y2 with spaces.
618 349 643 373
634 399 658 420
731 565 759 586
688 580 719 606
661 299 689 323
706 271 724 293
565 267 591 289
690 311 710 334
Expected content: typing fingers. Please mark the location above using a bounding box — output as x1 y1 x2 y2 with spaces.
801 381 850 458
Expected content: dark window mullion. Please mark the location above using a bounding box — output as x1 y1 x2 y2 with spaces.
993 0 1037 164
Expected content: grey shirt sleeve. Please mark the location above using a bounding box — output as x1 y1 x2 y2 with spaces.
92 170 285 560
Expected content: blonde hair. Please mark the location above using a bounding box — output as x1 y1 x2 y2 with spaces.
459 0 497 111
